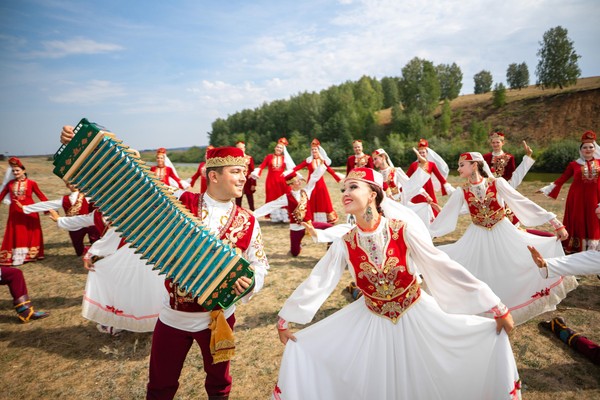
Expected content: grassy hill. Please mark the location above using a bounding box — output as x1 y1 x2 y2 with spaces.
377 76 600 145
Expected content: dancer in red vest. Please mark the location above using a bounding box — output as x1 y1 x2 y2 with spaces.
429 152 577 325
273 167 520 400
254 165 332 256
148 147 269 400
345 139 374 174
23 182 100 256
150 148 184 190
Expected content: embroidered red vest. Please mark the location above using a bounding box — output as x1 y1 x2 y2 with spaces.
463 179 506 229
166 199 256 312
286 190 312 224
343 220 421 323
92 210 126 248
62 193 92 216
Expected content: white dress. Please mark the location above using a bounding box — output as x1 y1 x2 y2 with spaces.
58 213 167 332
275 216 521 400
429 178 578 325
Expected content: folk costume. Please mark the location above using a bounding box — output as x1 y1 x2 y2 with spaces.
190 145 214 193
23 189 100 256
406 139 454 216
0 157 48 266
254 165 331 256
372 148 434 226
345 139 374 174
292 139 342 224
274 168 521 400
57 211 166 333
234 142 257 211
429 152 578 325
147 147 269 400
252 138 295 222
539 131 600 253
150 148 184 190
0 266 49 322
483 132 516 181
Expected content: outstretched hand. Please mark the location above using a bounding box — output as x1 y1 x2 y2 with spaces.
522 140 533 157
527 245 546 269
555 227 568 242
414 148 427 164
47 209 60 222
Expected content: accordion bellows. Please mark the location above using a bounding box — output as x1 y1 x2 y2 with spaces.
53 118 254 310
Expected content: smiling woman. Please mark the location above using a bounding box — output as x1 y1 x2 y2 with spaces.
273 167 521 400
0 157 48 266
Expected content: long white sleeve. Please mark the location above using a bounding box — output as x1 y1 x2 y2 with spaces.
87 228 121 257
243 221 270 298
405 223 501 314
313 223 354 243
496 178 557 227
428 188 465 238
541 250 600 278
23 199 62 214
278 239 349 324
57 211 96 231
396 167 430 203
304 163 326 198
253 195 288 218
508 155 535 189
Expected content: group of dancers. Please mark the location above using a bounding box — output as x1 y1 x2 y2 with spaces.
0 127 598 399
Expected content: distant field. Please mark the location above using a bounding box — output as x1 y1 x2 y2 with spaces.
0 157 598 399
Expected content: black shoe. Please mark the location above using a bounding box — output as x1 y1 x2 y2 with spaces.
539 320 552 331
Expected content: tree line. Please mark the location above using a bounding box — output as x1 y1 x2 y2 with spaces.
205 26 581 168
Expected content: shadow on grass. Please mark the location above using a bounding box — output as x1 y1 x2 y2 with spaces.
0 325 153 361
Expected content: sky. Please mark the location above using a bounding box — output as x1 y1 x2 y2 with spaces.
0 0 598 156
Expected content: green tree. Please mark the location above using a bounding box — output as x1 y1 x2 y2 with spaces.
438 99 452 136
381 77 400 108
506 62 529 90
492 83 506 107
436 62 463 100
473 70 493 94
535 26 581 89
399 57 441 117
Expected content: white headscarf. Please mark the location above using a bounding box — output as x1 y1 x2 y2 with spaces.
306 145 332 166
163 152 190 189
461 152 494 178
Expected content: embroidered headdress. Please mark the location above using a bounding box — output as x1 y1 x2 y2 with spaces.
8 157 24 169
417 138 429 148
156 147 167 155
581 130 597 143
489 132 505 142
344 167 384 189
205 147 246 168
458 152 493 177
277 137 289 146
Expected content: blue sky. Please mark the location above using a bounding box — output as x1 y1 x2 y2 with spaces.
1 0 598 156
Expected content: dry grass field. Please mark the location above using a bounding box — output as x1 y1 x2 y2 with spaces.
0 157 598 400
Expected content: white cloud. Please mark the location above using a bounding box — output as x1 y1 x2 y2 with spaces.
49 80 126 104
28 37 124 59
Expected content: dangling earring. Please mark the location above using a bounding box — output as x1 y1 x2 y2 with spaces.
364 203 374 222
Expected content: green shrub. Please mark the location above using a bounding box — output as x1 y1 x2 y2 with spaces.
537 140 580 172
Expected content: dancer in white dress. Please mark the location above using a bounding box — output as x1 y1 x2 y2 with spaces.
429 152 578 325
274 167 521 400
55 210 167 333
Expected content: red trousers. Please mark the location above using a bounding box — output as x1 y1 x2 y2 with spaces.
289 222 332 257
0 266 27 301
69 226 100 256
146 314 236 399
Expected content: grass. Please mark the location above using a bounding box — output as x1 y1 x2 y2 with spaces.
0 157 599 399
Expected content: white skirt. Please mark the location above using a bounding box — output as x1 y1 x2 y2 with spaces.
274 293 520 400
437 219 578 325
82 244 167 332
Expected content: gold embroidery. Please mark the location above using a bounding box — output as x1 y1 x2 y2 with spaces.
346 169 367 180
292 191 309 224
582 159 600 182
206 155 247 168
66 193 85 216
